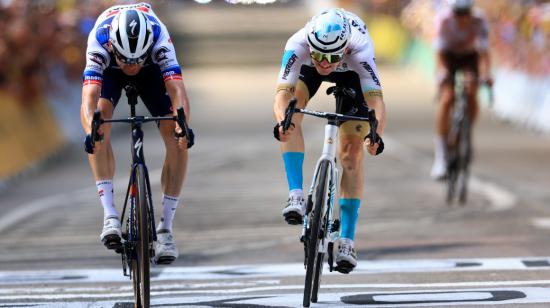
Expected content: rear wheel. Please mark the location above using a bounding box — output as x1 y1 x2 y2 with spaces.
303 160 330 307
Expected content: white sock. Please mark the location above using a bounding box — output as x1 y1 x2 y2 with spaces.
289 189 304 200
434 135 447 161
157 194 179 232
340 237 355 248
96 180 117 218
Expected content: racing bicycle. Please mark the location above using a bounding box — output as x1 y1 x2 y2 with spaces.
281 86 382 307
445 72 493 204
90 83 191 308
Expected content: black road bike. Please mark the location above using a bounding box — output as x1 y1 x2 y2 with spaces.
90 83 191 308
281 86 382 307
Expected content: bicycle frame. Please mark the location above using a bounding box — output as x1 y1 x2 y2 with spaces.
302 124 339 257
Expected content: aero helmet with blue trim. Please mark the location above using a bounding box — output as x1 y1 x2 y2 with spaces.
110 8 153 64
306 8 351 55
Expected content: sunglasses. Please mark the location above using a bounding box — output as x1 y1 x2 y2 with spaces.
453 9 471 16
113 48 148 65
310 51 344 64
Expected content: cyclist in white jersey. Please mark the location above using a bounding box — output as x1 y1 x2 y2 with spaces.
431 0 493 180
80 2 192 264
272 8 386 273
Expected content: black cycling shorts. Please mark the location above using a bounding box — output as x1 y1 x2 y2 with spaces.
100 64 173 116
442 51 479 85
299 65 371 119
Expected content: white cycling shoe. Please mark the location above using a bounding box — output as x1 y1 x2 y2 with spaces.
100 216 122 250
335 238 357 274
430 158 447 181
282 195 306 225
155 229 179 265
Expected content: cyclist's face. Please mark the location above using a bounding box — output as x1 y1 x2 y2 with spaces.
312 58 340 76
115 57 143 76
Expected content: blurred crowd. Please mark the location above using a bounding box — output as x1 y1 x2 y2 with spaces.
402 0 550 77
0 0 120 106
0 0 176 106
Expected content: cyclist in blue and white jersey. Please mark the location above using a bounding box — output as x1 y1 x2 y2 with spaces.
80 2 193 264
272 8 387 273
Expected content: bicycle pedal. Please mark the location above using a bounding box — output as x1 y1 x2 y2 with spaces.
156 256 175 265
283 212 303 225
335 261 355 274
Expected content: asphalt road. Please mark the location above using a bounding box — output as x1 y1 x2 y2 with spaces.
1 66 550 307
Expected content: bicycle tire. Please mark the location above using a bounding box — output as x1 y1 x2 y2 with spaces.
311 251 325 303
458 115 472 204
303 160 330 307
446 139 458 204
135 165 150 308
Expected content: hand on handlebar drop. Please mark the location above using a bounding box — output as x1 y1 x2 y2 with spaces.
174 126 195 149
273 122 295 142
364 134 384 156
84 128 104 154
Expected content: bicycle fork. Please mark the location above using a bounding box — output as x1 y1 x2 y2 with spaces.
301 124 340 270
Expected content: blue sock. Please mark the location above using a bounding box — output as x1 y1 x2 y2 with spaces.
339 198 361 240
282 152 304 191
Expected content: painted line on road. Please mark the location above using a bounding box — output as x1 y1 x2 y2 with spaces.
3 287 550 307
1 257 549 285
384 136 517 211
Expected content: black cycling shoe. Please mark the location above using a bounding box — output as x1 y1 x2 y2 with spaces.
335 260 355 274
283 211 303 225
102 234 122 250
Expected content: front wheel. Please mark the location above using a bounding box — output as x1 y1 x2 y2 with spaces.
134 165 151 308
303 160 330 307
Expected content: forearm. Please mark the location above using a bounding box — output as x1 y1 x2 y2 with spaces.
81 84 101 134
366 96 386 136
273 89 293 122
478 50 492 78
165 80 191 122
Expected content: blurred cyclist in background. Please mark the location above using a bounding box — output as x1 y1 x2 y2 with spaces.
80 2 193 265
273 8 386 273
431 0 493 180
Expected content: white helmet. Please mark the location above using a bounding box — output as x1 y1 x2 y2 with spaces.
306 8 351 55
110 8 154 64
448 0 474 11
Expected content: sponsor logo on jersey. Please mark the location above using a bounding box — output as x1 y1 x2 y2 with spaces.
88 52 107 66
162 67 182 81
154 46 170 62
281 50 298 81
360 61 381 87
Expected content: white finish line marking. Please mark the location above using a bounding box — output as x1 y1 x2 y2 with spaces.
0 257 549 285
3 288 550 307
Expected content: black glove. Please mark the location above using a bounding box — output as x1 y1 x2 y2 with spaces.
365 134 384 155
273 123 282 141
175 128 195 149
375 136 384 155
186 128 195 149
84 134 94 154
273 122 294 141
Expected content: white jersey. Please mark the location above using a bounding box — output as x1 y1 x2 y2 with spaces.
277 11 382 97
434 8 490 54
83 2 182 86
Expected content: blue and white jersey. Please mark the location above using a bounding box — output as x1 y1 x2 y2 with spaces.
277 10 382 97
82 2 182 86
